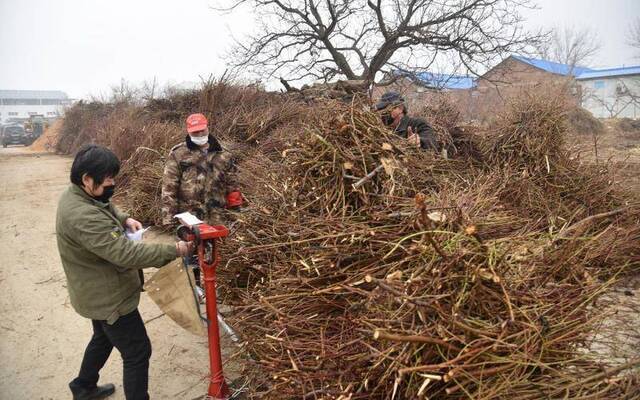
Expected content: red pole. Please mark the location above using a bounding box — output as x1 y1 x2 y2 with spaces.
199 239 230 399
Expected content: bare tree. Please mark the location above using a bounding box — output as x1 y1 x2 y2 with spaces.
105 78 162 105
582 78 640 118
109 78 141 104
627 17 640 57
219 0 541 85
536 25 601 71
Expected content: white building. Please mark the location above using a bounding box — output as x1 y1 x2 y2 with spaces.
576 66 640 119
0 90 72 123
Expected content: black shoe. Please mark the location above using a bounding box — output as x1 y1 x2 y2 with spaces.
71 383 116 400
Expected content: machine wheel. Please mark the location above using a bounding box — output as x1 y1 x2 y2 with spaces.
2 143 7 148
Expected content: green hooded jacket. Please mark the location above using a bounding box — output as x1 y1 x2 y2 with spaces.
56 184 177 324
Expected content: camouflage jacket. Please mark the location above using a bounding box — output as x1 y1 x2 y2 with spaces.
161 135 237 226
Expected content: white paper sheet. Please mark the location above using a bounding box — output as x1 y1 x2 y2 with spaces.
174 212 204 227
125 227 150 241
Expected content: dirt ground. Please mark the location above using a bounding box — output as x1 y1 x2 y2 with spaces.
567 119 640 195
0 147 241 400
566 122 640 368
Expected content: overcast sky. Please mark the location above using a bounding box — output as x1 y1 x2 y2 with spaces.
0 0 638 99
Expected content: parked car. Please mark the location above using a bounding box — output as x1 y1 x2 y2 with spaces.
1 124 30 147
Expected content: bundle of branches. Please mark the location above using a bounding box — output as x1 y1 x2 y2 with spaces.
104 98 306 226
56 101 116 154
53 79 298 224
416 94 482 159
480 91 622 229
55 78 284 157
220 95 640 399
111 121 184 225
617 118 640 141
143 91 200 123
418 94 461 132
482 92 568 173
142 77 276 125
219 97 307 144
567 106 604 136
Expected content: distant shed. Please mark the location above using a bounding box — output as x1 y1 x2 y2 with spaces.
576 66 640 119
476 55 591 91
0 90 72 123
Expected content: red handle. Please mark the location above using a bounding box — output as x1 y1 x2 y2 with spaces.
226 191 243 208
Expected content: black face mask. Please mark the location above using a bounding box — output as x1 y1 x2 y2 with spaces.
94 185 116 203
381 114 395 126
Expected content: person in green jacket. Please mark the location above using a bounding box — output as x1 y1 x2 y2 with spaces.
56 145 192 400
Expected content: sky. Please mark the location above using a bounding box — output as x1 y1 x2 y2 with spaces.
0 0 638 99
524 0 639 68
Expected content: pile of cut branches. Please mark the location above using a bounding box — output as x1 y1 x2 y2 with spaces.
54 81 640 398
55 79 298 226
220 94 640 399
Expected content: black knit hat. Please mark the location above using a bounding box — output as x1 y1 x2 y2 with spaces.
375 91 405 111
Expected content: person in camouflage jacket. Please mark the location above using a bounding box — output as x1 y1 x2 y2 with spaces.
161 113 240 227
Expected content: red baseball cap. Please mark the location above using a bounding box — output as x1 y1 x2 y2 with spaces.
186 113 208 133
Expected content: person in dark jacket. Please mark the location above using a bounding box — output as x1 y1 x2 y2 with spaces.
375 91 438 150
56 145 192 400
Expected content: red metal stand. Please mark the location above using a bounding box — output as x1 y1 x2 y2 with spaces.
182 224 230 400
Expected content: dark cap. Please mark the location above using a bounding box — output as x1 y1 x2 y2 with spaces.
375 91 405 111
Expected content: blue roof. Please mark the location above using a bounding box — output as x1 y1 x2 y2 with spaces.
415 72 476 89
511 55 593 77
394 70 476 90
576 65 640 80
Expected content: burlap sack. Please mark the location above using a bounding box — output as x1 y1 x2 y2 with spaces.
144 258 207 336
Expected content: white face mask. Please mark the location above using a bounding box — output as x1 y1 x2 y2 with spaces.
189 135 208 146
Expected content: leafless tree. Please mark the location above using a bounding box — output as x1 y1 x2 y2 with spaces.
627 17 640 57
583 78 640 118
140 77 159 102
109 79 141 104
536 25 601 72
219 0 541 85
104 78 162 105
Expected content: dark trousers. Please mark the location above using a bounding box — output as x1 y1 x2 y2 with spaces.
70 309 152 400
